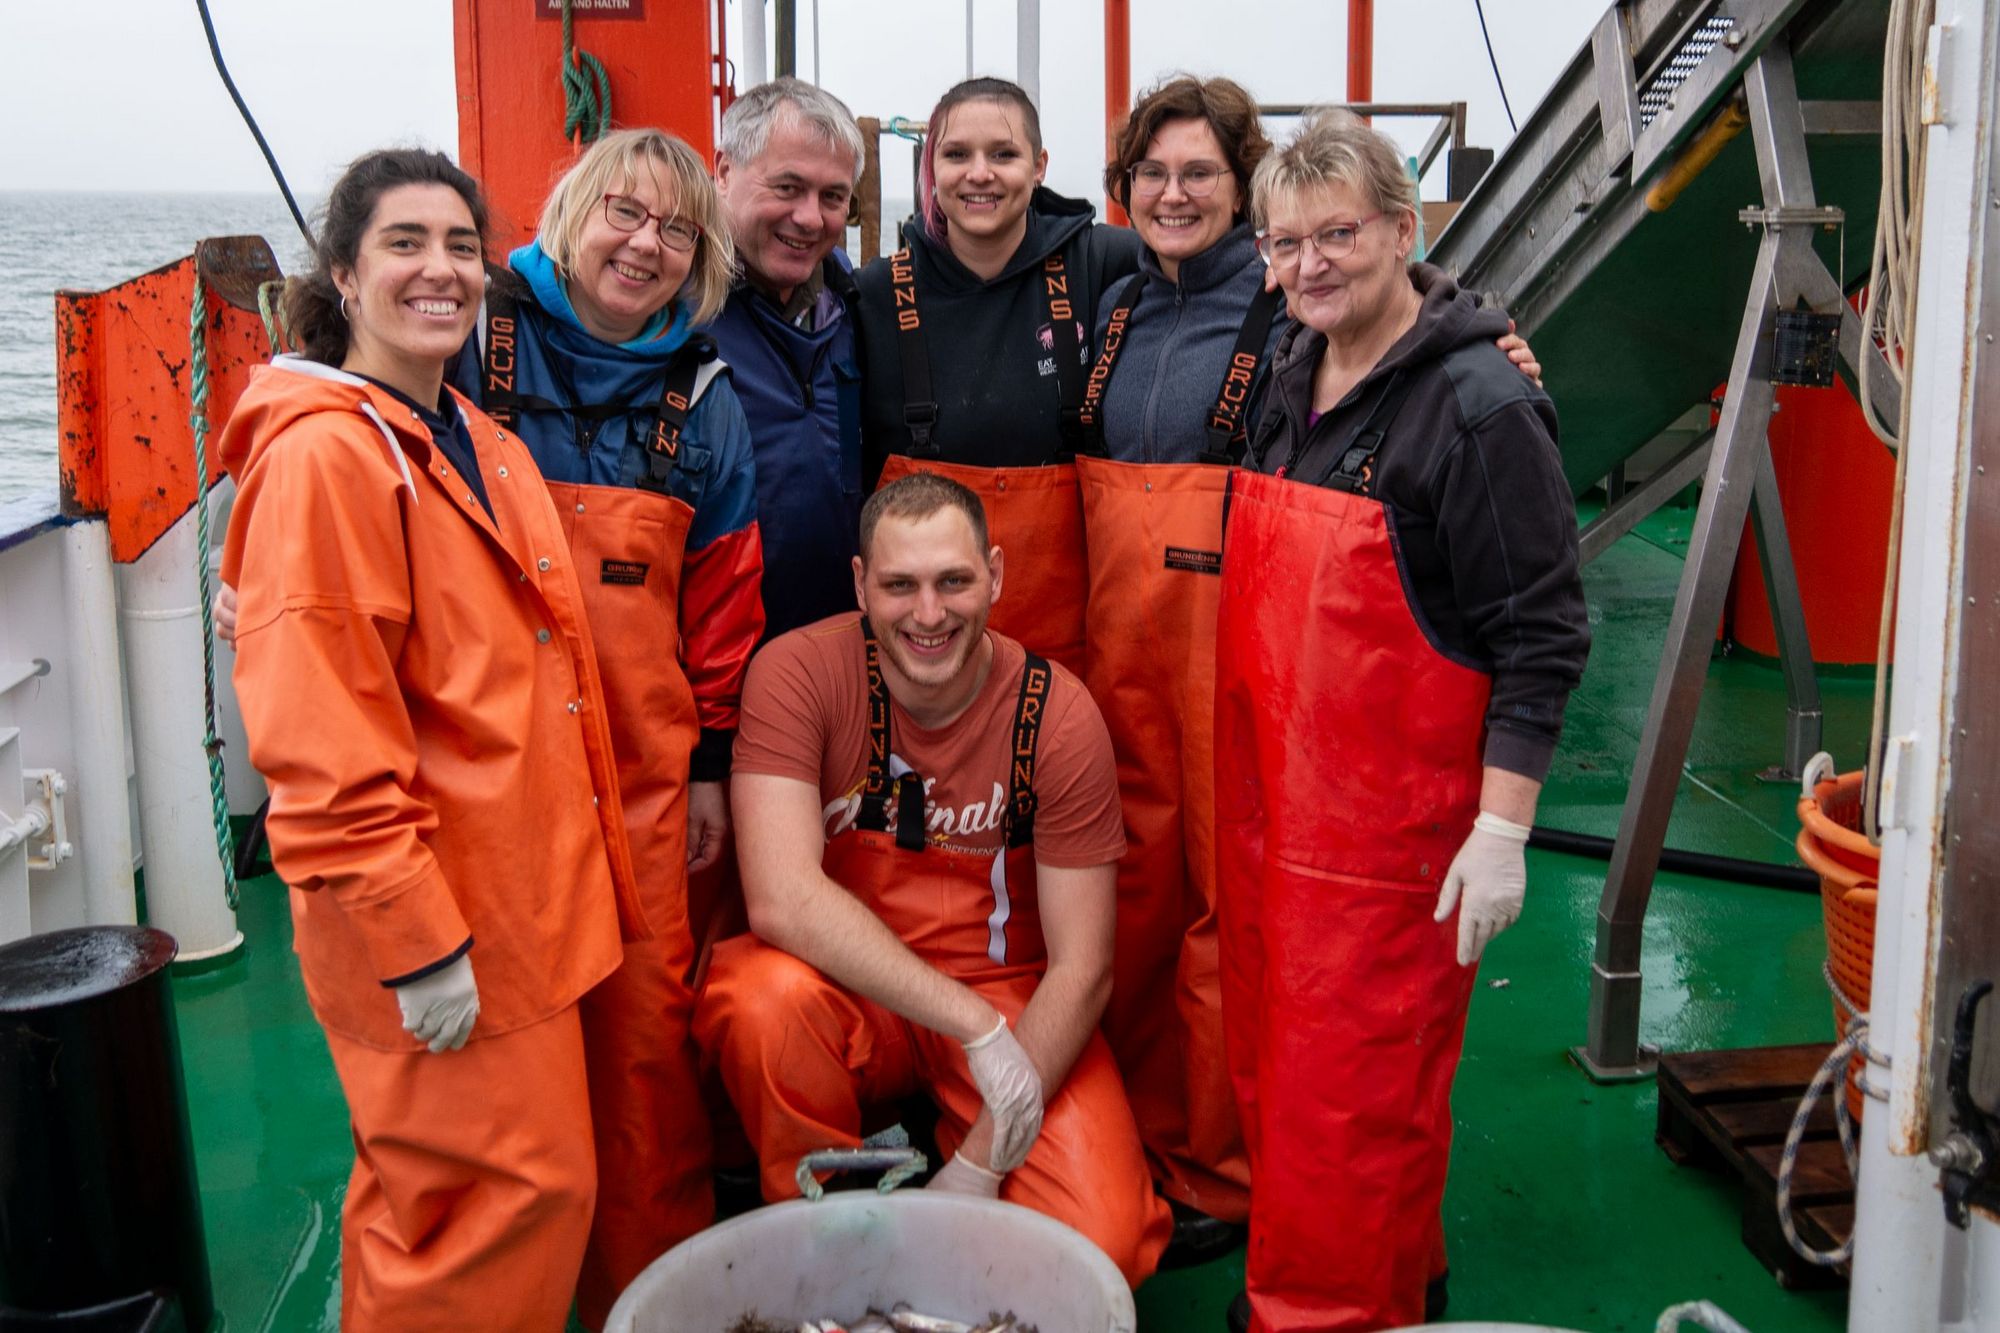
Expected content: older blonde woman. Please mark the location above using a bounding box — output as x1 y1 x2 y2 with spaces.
460 127 763 1324
1212 110 1589 1332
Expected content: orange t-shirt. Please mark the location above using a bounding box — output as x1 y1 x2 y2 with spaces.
735 613 1125 868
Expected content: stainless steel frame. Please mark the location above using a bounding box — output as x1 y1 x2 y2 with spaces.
1259 102 1471 185
1576 39 1867 1078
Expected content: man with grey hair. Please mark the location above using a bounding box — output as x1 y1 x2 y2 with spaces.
710 77 869 641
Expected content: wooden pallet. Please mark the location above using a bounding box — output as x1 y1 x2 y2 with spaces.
1656 1043 1854 1289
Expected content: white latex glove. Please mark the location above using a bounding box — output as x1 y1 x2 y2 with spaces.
962 1017 1044 1173
392 954 480 1052
1433 812 1531 967
927 1150 1004 1198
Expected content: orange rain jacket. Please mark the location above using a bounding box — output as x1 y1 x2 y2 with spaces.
219 357 647 1051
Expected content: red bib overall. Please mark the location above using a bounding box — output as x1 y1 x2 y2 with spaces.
695 626 1170 1285
1214 468 1489 1332
496 349 716 1324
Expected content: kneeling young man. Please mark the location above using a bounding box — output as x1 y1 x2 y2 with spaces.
694 473 1171 1285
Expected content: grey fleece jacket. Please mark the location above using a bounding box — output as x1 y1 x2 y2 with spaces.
1246 263 1590 781
1093 223 1284 464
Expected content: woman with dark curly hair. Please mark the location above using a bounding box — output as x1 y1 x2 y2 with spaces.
219 148 645 1332
1075 75 1277 1249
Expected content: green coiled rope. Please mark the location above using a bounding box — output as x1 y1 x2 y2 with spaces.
187 273 240 912
255 278 291 355
561 0 613 144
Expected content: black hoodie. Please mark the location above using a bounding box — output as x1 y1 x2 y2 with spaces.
1246 263 1590 782
854 186 1141 476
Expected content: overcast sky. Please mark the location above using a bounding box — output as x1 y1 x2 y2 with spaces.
0 1 1607 203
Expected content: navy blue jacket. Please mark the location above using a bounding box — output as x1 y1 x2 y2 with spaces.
708 254 865 641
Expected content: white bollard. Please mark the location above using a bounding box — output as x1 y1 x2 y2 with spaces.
62 519 138 929
116 508 241 963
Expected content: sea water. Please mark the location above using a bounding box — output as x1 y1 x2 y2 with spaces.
0 190 312 510
0 190 908 514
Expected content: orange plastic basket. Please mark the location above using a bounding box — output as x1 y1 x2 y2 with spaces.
1795 770 1878 1123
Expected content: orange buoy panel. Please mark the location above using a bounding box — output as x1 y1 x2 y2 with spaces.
1728 380 1896 666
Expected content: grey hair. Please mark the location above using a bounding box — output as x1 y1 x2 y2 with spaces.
1250 107 1418 231
720 78 866 185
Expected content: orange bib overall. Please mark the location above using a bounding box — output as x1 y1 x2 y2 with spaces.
1214 461 1489 1332
876 252 1090 672
490 350 715 1326
874 453 1087 670
1064 278 1284 1221
695 625 1170 1285
1074 455 1243 1219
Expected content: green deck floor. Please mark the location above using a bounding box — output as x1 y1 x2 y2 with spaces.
169 498 1868 1332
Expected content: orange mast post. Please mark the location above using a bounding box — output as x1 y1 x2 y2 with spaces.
1103 0 1130 224
453 0 723 255
1348 0 1373 106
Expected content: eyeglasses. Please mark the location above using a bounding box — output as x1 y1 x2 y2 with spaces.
1128 161 1228 198
1255 214 1385 270
602 194 701 253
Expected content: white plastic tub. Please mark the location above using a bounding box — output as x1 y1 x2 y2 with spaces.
606 1190 1135 1333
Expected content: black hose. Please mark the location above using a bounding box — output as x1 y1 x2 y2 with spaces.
1472 0 1519 134
194 0 315 249
1528 825 1821 894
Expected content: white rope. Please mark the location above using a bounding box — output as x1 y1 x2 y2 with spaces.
1655 1300 1755 1333
1861 0 1933 840
1859 0 1931 446
1774 1020 1868 1267
1824 959 1893 1079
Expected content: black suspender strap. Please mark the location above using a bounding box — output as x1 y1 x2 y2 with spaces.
855 621 1050 854
1078 271 1146 453
1200 284 1286 467
483 293 622 430
857 621 929 852
482 280 709 490
638 336 711 495
1307 369 1423 494
1041 252 1088 459
887 248 941 459
888 245 1088 463
1005 650 1052 849
481 281 523 430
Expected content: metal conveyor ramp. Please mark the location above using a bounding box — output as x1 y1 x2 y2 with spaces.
1427 0 1905 1080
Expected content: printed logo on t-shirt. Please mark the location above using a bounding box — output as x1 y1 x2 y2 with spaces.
824 755 1012 857
1033 321 1091 378
600 559 650 586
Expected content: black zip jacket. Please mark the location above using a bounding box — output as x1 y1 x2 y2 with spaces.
1245 263 1590 781
854 187 1141 477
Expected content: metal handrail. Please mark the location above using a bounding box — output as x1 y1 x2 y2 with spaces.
1259 101 1470 184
